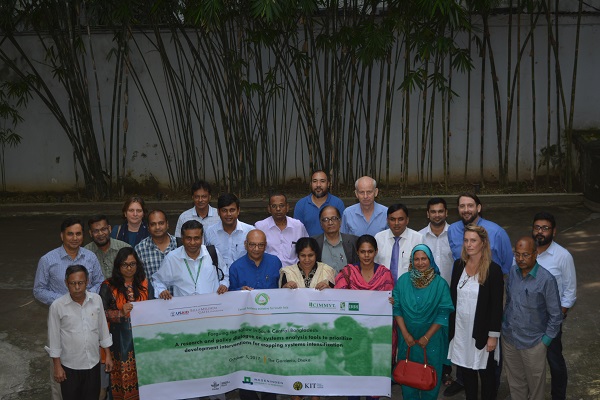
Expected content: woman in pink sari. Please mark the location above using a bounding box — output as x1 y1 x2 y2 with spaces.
335 234 395 291
334 234 394 400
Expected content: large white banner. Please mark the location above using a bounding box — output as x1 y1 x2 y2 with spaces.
131 289 392 400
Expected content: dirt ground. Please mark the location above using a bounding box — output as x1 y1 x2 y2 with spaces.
1 194 598 399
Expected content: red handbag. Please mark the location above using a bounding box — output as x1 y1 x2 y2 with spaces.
393 345 438 391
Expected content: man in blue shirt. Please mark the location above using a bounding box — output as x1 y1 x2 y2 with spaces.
340 176 388 236
293 170 345 236
502 237 562 400
229 229 281 400
229 229 282 291
447 192 513 274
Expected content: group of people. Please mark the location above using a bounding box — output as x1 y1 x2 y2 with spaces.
33 172 576 400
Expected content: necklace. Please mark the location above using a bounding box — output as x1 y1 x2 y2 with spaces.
459 270 472 289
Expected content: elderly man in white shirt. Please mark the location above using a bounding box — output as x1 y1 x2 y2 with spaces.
46 265 113 400
374 203 423 285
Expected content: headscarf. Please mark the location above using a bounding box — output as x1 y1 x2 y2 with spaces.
408 244 439 289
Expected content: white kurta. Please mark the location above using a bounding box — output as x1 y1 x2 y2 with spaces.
448 270 499 369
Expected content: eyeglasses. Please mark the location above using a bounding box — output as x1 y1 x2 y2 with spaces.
120 261 137 269
67 281 86 287
514 252 534 259
247 242 266 249
533 225 552 232
90 227 110 235
320 216 341 223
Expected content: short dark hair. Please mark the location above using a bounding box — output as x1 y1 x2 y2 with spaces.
295 237 319 256
65 265 88 280
426 197 447 210
268 191 288 204
533 212 556 229
319 205 341 219
387 203 409 217
311 170 330 181
121 196 148 219
87 215 109 228
181 220 203 237
457 192 481 207
218 193 240 209
61 217 84 232
191 180 212 195
148 209 168 220
356 234 378 251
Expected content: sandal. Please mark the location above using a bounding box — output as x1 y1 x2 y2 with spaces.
442 373 454 386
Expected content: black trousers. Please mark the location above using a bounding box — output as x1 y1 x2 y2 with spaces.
459 349 497 400
60 362 101 400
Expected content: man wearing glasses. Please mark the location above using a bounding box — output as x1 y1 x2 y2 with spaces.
502 237 562 400
84 215 130 278
531 212 576 400
312 205 359 273
229 229 282 291
255 192 308 267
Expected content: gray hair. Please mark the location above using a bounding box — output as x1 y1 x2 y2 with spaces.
354 176 377 190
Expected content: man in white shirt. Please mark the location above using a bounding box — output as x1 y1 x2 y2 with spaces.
45 265 113 400
532 212 576 400
419 197 453 284
374 203 423 284
204 193 254 268
175 180 220 246
153 220 228 298
255 192 308 266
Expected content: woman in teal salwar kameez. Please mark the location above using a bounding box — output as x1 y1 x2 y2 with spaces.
392 244 454 399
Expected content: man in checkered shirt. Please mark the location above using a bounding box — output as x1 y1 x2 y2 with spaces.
135 210 177 282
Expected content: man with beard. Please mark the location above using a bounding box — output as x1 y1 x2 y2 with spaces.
531 212 576 400
293 170 346 236
135 209 178 279
447 192 513 274
255 192 308 266
85 215 130 278
419 197 453 284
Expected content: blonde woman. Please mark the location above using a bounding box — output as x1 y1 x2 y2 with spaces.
447 225 504 400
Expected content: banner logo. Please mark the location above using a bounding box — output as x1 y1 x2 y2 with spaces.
255 293 270 306
348 303 359 311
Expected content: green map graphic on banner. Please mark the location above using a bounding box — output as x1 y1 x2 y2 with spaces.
131 289 392 398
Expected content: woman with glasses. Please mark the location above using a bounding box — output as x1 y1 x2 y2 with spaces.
279 237 335 290
99 248 154 400
447 225 504 400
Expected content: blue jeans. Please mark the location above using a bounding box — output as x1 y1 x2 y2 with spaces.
546 325 567 400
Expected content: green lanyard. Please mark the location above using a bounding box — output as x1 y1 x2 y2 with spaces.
184 258 203 291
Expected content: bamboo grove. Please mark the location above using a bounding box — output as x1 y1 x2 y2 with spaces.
0 0 586 197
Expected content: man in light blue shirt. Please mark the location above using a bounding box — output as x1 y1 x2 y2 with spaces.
503 237 562 400
293 170 345 236
174 180 220 246
204 193 254 269
34 217 104 305
341 176 387 236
